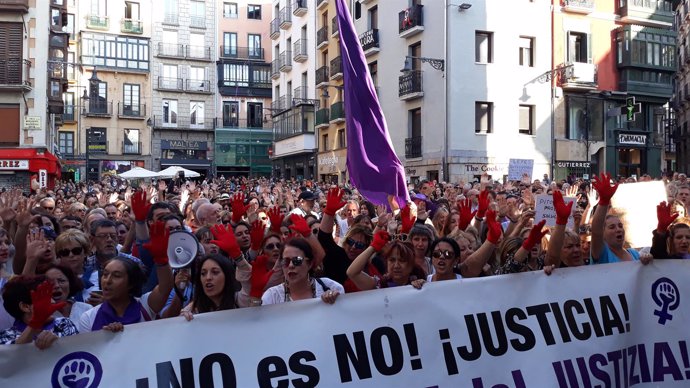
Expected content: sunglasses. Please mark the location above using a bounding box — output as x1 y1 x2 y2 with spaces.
346 238 367 250
282 256 306 267
58 247 84 257
265 243 282 251
432 250 455 260
392 233 408 242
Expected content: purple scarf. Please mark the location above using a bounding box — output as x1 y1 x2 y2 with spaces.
12 319 56 340
335 0 410 207
91 298 145 331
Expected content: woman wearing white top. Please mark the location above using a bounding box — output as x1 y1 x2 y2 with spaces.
44 264 92 322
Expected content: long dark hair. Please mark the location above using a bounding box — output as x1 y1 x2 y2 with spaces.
192 254 237 313
103 256 146 298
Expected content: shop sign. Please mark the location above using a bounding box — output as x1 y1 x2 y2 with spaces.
0 160 29 170
319 156 339 166
38 169 47 188
161 140 207 150
463 163 508 174
556 161 591 169
618 133 646 145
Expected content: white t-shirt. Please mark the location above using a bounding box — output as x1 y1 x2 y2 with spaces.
77 293 154 333
54 301 93 323
262 278 344 305
426 274 462 282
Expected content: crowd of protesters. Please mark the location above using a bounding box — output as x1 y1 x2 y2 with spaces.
0 170 688 349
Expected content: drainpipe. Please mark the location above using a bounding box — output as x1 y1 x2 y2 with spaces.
443 0 449 182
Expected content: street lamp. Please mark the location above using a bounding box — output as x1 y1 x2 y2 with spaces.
400 56 445 72
82 69 102 182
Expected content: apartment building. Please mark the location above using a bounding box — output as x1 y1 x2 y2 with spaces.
215 1 274 177
270 0 319 180
0 0 64 188
553 0 675 180
674 0 690 174
150 0 216 178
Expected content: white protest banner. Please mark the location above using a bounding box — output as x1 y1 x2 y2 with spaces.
609 181 667 249
508 159 534 181
534 194 577 229
1 261 689 387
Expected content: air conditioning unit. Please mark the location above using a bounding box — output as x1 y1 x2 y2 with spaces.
570 62 596 83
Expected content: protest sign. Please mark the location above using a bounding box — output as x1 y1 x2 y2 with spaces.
1 261 689 387
508 159 534 181
610 181 667 248
534 194 576 229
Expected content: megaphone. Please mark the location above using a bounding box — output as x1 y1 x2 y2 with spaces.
167 230 199 269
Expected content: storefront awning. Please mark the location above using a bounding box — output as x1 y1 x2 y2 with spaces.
0 148 61 176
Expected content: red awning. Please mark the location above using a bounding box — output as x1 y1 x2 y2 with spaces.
0 148 61 175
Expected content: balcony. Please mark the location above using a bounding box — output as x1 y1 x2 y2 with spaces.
163 13 178 25
220 46 265 61
120 19 143 34
399 5 424 38
329 101 345 124
216 118 269 129
152 115 214 131
270 18 280 40
292 0 307 16
123 141 142 155
405 136 422 159
315 108 330 129
157 77 184 91
0 0 29 13
0 59 31 91
83 101 113 117
359 29 380 56
186 45 212 61
117 103 146 119
86 14 109 30
293 86 317 106
271 60 280 80
157 43 185 58
62 105 76 122
279 51 292 72
316 26 329 50
293 39 308 62
316 66 329 88
330 56 343 80
619 69 673 98
619 0 674 28
563 0 594 14
316 0 328 11
185 79 212 94
399 70 423 100
560 62 597 91
331 17 339 38
279 6 292 29
190 16 205 29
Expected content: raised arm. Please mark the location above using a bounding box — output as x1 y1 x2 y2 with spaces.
460 209 501 277
142 221 174 314
651 201 678 259
590 173 618 261
545 191 574 267
320 187 346 236
346 230 389 291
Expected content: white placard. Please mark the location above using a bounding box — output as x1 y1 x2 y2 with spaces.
508 159 534 181
534 194 577 229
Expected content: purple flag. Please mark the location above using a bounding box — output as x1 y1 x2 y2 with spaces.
335 0 410 207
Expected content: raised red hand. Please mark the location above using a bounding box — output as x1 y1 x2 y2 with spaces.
210 224 242 259
250 255 274 299
485 209 502 244
131 189 150 222
522 219 547 251
400 204 416 234
143 221 170 265
250 220 266 251
592 172 618 206
371 230 390 252
28 281 66 329
457 198 476 231
267 206 284 233
324 187 346 216
656 201 679 233
231 192 251 224
553 191 573 226
477 190 490 218
288 214 311 237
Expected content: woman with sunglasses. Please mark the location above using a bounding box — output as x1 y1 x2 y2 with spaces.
261 238 343 305
54 229 93 301
425 238 463 282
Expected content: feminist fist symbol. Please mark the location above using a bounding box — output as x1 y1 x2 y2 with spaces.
651 277 680 325
61 360 93 388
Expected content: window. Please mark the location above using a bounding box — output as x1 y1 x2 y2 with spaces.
123 129 139 153
223 2 238 18
223 32 237 56
190 1 205 27
322 134 329 151
162 99 177 126
90 81 108 113
80 33 149 70
223 63 248 86
58 132 74 155
475 31 493 63
567 96 604 141
248 102 263 128
519 105 534 135
189 33 206 58
189 66 207 91
190 101 204 127
369 6 378 29
248 34 261 58
90 0 106 15
123 84 140 116
410 108 421 138
223 101 239 127
164 0 178 24
567 32 589 63
475 102 492 134
125 1 140 19
63 92 75 120
337 129 346 148
0 23 23 85
369 61 378 87
67 51 75 80
66 14 75 39
519 37 534 67
248 4 261 20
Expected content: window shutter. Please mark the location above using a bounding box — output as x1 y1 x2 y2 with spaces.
587 33 593 64
0 23 23 84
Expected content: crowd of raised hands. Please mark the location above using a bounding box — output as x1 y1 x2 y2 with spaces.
0 171 688 349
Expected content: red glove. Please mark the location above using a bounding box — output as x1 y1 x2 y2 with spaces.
553 191 573 226
400 204 416 234
250 220 266 251
324 187 346 216
288 214 311 237
522 219 547 251
268 206 284 233
371 230 390 252
210 224 242 259
592 172 618 206
485 209 502 244
131 189 150 222
457 198 476 231
28 281 66 330
143 221 170 265
250 254 273 299
656 201 679 233
231 192 250 224
477 190 490 218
